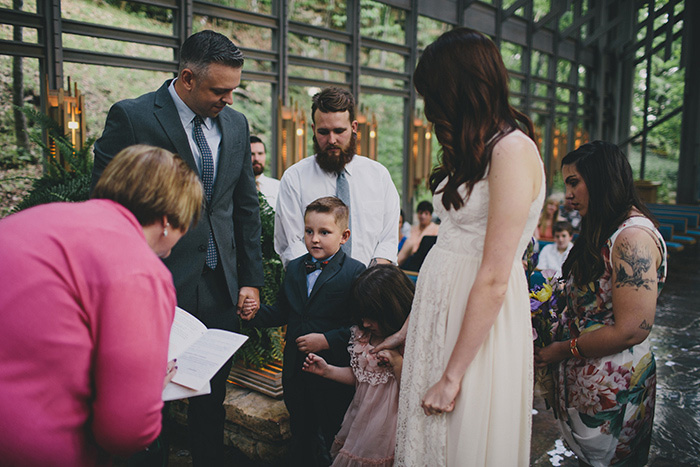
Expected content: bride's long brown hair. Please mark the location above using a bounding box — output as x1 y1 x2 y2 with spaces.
415 28 535 211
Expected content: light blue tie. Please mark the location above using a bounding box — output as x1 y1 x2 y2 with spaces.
193 116 218 269
336 171 352 256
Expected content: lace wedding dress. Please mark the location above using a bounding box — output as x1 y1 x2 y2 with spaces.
395 130 545 466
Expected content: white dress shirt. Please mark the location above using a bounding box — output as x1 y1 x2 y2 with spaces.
536 242 573 278
274 155 400 267
257 174 281 210
168 80 222 181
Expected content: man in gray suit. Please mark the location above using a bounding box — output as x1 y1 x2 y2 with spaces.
92 30 264 466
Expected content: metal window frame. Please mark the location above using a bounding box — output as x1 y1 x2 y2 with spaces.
1 0 697 204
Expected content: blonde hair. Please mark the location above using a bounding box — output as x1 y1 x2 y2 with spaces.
537 195 561 235
92 145 203 229
304 196 349 231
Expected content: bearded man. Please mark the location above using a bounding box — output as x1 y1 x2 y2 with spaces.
251 135 280 209
274 86 400 268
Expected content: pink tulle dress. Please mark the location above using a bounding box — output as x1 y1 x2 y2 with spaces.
331 326 400 467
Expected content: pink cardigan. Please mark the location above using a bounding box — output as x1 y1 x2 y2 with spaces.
0 200 176 465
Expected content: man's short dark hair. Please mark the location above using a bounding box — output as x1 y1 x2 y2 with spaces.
553 221 574 236
250 135 265 150
311 87 355 123
416 200 433 214
179 30 244 76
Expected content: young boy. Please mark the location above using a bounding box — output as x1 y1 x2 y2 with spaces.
536 220 574 277
246 196 366 466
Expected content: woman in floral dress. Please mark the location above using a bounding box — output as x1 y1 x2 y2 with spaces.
535 141 667 466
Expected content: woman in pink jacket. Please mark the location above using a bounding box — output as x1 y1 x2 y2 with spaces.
0 145 202 466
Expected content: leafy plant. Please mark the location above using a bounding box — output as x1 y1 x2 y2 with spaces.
11 106 95 213
234 193 285 368
0 146 41 170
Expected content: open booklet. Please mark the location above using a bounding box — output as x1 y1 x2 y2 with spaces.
162 307 249 401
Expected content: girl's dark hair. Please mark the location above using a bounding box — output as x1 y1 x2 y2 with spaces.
414 27 535 211
561 140 657 286
350 265 414 337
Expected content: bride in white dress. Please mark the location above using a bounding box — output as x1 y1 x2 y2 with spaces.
374 28 545 466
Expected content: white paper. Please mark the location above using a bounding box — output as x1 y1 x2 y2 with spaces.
167 307 208 361
162 307 248 398
172 329 248 390
162 380 211 401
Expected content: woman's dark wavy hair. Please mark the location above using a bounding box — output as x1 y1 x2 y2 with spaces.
415 27 536 210
350 265 414 337
561 141 657 286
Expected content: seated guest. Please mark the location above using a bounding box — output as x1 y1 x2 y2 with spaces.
401 235 438 272
0 145 203 465
398 209 409 252
536 195 561 241
400 208 411 240
397 201 439 266
536 221 574 277
559 197 581 232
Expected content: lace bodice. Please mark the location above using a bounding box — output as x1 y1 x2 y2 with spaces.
432 131 544 260
349 326 395 386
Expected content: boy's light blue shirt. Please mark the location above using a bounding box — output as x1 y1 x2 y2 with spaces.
306 252 337 296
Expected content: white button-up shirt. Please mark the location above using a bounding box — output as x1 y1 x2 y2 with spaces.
274 155 400 267
257 174 281 210
536 242 573 278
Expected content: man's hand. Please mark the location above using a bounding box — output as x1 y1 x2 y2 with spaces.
237 287 260 320
296 333 329 354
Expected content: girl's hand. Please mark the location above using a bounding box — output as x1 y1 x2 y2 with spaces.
302 353 328 377
534 340 570 368
421 375 460 416
376 349 402 368
163 359 178 390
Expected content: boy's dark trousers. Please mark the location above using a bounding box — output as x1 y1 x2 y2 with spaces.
249 251 365 466
284 370 354 466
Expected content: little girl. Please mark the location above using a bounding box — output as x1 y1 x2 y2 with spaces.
302 264 414 467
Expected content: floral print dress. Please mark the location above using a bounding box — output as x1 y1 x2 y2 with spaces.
555 216 667 466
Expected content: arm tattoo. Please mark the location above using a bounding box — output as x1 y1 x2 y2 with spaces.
614 238 655 290
639 319 653 331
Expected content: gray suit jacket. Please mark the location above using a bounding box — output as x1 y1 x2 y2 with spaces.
92 80 264 327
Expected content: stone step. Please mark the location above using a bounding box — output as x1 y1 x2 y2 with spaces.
170 383 291 463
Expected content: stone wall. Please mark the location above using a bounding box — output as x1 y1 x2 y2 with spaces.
170 383 291 463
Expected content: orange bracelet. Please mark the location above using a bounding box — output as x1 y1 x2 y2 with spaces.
570 338 583 358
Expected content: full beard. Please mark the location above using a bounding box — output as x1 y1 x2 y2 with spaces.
252 163 264 176
314 132 357 174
